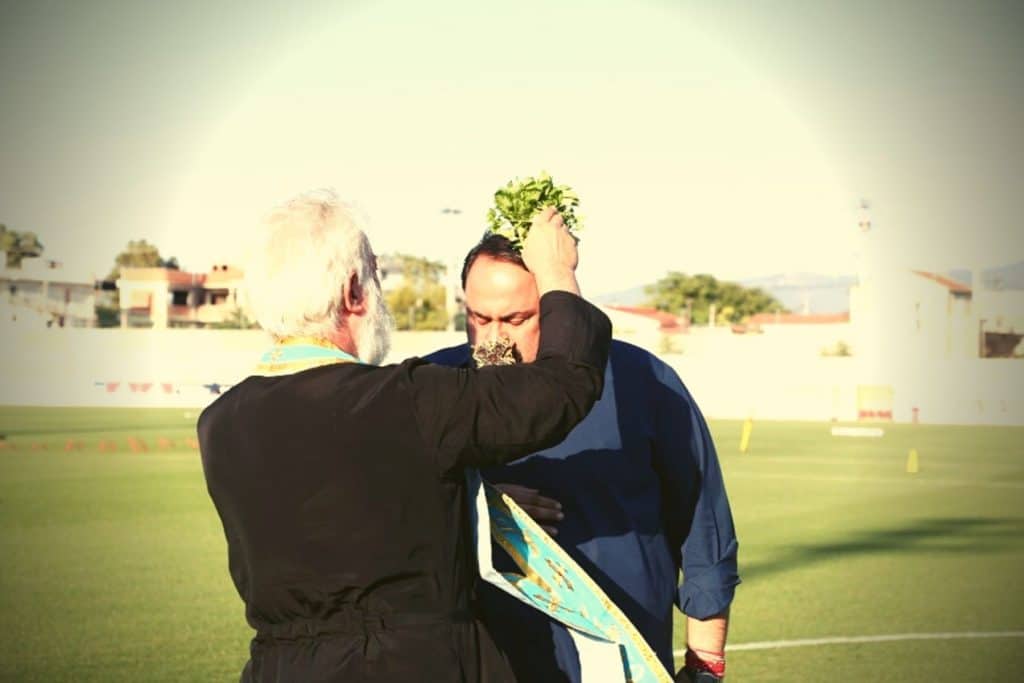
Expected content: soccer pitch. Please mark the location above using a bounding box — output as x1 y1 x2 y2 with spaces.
1 407 1022 681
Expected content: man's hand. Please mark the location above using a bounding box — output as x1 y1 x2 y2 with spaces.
675 668 723 683
495 483 564 536
676 628 728 683
520 206 580 296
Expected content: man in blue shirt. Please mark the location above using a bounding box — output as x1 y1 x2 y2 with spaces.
427 234 739 682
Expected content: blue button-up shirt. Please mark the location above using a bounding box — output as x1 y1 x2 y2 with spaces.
426 340 739 681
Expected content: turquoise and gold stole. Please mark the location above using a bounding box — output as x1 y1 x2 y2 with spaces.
253 338 360 376
469 471 673 682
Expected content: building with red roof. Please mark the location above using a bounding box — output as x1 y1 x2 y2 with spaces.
117 264 248 328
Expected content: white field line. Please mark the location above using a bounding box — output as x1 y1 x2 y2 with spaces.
735 455 970 469
674 630 1024 655
727 471 1024 490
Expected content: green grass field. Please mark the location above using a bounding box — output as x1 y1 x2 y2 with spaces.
1 407 1022 681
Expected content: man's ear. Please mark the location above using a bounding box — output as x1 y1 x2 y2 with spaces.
342 271 368 315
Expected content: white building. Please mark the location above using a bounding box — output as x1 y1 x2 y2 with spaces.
116 265 249 328
850 269 975 361
0 253 98 327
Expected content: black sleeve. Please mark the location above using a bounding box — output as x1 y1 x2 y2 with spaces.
407 291 612 473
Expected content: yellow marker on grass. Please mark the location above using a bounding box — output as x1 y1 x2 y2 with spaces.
740 417 753 453
906 448 919 474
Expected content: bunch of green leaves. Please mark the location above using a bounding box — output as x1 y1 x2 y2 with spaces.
485 172 581 250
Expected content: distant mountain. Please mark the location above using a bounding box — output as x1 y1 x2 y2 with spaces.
593 285 648 306
594 272 856 314
739 272 856 314
949 261 1024 290
739 272 859 290
594 263 1024 315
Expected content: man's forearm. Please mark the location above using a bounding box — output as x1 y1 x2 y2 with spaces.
679 611 730 681
686 610 729 654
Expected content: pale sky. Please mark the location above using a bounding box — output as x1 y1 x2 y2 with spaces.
1 0 1021 294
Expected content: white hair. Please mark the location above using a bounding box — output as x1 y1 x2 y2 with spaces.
245 188 377 342
354 273 393 365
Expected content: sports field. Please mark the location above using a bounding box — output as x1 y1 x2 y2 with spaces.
0 406 1021 681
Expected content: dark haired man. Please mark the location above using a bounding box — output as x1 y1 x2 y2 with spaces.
428 234 739 682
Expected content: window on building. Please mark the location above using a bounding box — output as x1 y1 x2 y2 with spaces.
171 290 189 306
209 290 229 305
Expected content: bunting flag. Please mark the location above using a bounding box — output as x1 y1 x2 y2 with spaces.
93 379 228 395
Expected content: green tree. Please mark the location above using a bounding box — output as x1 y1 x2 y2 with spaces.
210 307 259 330
383 254 449 331
95 305 121 328
0 223 44 268
644 271 786 325
100 239 180 317
106 239 178 281
390 254 446 285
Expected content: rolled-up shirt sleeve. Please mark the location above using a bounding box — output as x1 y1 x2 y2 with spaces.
650 360 740 619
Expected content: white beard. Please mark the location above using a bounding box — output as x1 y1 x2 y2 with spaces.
355 278 394 365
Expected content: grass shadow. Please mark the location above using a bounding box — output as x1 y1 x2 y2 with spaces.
741 517 1024 582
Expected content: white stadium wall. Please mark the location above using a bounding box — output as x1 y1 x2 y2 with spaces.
2 323 1022 425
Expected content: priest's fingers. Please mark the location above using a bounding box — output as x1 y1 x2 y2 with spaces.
495 483 564 526
521 206 579 295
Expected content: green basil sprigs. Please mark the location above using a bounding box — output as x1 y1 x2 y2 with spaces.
486 172 582 250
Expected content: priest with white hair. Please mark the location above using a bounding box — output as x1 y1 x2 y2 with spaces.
198 189 611 683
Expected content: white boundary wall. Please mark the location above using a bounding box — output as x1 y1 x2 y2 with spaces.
2 323 1022 425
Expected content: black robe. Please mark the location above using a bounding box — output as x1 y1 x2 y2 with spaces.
199 291 611 682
